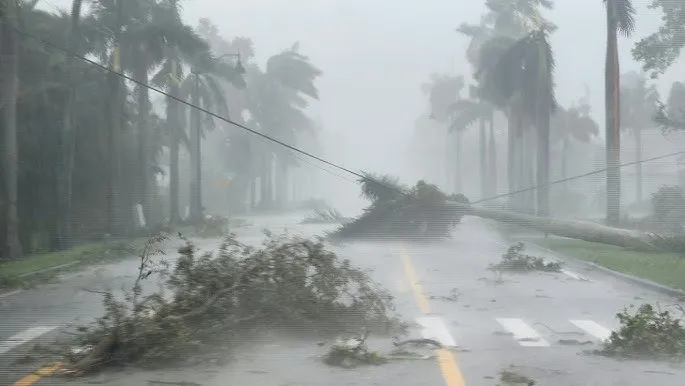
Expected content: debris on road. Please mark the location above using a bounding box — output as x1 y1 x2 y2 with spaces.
192 214 231 238
599 303 685 360
301 208 351 224
429 288 461 302
557 339 593 346
327 174 469 241
499 369 536 385
48 231 402 374
324 332 388 368
490 242 562 273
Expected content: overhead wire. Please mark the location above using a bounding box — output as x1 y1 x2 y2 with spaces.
15 26 369 182
13 24 685 207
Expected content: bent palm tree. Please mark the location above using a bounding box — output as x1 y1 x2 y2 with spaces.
447 88 494 198
478 27 557 216
246 43 321 208
183 52 246 221
551 105 600 184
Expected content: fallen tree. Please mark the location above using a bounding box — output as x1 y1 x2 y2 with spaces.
330 174 684 252
54 232 403 374
451 202 685 252
327 175 469 241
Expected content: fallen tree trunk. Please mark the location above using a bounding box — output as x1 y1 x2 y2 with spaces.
447 201 662 251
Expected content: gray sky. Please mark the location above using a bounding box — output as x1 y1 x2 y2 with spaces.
43 0 685 200
173 0 682 170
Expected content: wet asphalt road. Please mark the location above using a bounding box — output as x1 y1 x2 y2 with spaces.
2 213 685 385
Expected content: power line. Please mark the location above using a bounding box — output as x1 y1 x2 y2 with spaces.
14 27 369 183
471 150 685 205
14 26 685 209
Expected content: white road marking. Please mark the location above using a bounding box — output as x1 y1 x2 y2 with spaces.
495 318 550 347
0 325 58 355
561 269 585 281
396 279 409 294
0 289 22 299
569 319 612 341
416 316 457 347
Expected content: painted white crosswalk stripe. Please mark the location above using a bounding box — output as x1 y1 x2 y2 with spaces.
0 326 58 355
495 318 550 347
416 316 457 347
569 319 612 342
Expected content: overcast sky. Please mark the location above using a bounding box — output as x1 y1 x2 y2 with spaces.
176 0 681 170
43 0 685 205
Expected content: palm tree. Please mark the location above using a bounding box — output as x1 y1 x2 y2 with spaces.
53 0 84 250
460 0 556 212
551 105 599 184
421 73 464 192
1 0 22 258
620 71 659 203
478 26 557 216
666 82 685 126
447 85 494 198
183 52 246 222
147 0 216 225
603 0 636 226
246 43 321 209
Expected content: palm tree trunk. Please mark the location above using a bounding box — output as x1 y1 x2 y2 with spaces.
55 0 83 250
507 112 516 203
168 65 181 225
522 126 536 214
250 177 257 209
536 113 551 217
561 136 569 186
445 129 453 190
448 202 658 251
105 67 122 235
260 155 272 209
635 128 643 203
189 74 203 222
488 115 497 196
1 0 23 259
135 60 150 227
454 130 462 193
479 118 487 199
605 0 622 226
105 0 124 236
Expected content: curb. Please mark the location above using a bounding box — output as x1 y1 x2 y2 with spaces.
526 240 685 299
18 260 82 278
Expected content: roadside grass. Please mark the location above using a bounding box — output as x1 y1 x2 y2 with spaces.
0 218 252 293
537 238 685 291
0 238 145 292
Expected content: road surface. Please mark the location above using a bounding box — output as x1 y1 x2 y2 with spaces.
2 213 685 385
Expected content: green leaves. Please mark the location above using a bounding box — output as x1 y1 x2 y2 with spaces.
633 0 685 78
600 303 685 359
619 71 660 132
421 73 465 123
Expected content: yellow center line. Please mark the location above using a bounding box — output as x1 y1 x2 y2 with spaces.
12 362 62 386
400 249 466 386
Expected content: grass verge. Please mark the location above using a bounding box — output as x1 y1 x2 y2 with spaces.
0 238 145 292
537 238 685 291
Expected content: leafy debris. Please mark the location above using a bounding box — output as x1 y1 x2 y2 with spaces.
499 369 536 385
53 232 402 374
429 288 461 302
323 332 388 368
327 174 470 241
301 208 351 224
192 214 231 238
599 303 685 360
490 243 562 272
